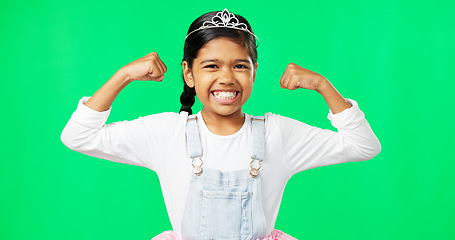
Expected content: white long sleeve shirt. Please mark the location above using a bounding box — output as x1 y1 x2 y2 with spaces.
61 97 381 237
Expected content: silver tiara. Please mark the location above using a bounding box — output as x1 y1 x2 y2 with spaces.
185 8 259 46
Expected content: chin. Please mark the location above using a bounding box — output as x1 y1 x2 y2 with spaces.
205 106 243 117
217 109 241 116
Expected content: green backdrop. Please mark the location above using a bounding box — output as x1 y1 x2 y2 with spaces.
1 0 454 239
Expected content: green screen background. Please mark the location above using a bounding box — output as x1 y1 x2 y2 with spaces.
1 0 454 239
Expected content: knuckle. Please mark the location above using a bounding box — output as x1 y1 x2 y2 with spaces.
287 64 297 72
149 52 159 60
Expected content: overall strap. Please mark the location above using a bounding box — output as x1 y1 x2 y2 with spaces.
250 115 265 177
186 115 203 158
186 115 204 175
251 116 265 160
185 115 204 177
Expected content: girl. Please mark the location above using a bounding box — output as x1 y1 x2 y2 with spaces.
61 9 381 240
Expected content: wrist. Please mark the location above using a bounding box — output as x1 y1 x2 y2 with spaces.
316 77 331 94
116 68 133 85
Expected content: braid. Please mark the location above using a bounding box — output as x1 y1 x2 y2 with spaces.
179 81 196 115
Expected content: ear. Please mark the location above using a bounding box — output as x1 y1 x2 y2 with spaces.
182 61 194 87
252 62 259 83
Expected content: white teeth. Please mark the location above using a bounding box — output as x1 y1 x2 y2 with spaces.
213 91 237 99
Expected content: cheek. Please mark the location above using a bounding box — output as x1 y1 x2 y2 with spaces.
193 81 211 100
241 83 254 100
194 86 206 97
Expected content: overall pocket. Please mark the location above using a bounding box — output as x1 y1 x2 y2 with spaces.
199 190 251 239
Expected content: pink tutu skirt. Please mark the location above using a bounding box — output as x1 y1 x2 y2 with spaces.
151 229 297 240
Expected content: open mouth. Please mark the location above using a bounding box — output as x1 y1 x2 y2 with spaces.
211 90 240 104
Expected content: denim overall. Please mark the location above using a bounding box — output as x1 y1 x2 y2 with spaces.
181 115 268 240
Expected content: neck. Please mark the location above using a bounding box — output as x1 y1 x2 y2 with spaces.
200 109 245 136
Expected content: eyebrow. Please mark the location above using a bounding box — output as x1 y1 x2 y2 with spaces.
200 59 252 64
200 59 218 64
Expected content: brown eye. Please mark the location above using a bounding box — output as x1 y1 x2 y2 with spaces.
235 64 248 69
204 65 218 69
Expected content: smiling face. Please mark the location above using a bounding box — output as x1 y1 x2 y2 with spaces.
183 37 258 119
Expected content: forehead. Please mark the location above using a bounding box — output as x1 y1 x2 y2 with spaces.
196 37 251 60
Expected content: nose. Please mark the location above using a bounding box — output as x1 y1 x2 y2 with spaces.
218 69 235 85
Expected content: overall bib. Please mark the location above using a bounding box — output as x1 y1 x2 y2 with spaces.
181 115 267 240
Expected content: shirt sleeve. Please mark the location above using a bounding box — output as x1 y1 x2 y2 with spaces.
60 96 181 171
270 99 381 175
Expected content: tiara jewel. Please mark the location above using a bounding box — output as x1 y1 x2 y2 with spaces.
185 8 259 46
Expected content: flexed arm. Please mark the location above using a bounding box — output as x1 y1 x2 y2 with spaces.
277 63 380 174
85 52 167 112
61 52 170 170
279 63 351 114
